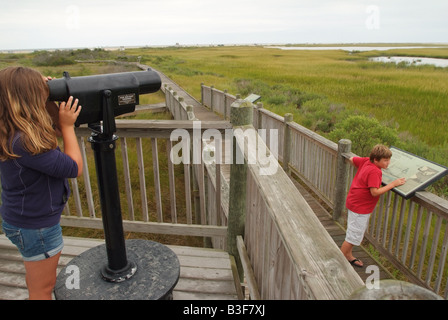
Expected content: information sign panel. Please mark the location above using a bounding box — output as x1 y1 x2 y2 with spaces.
382 147 448 199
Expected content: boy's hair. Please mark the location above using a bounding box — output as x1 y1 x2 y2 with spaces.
0 66 57 160
370 144 392 162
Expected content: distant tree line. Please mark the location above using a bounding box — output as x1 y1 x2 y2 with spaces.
31 48 135 66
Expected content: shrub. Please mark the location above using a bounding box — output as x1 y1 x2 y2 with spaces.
299 98 348 133
328 115 399 156
32 50 75 66
266 94 287 105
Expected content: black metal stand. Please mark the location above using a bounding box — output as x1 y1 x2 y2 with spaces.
88 90 137 282
54 90 179 299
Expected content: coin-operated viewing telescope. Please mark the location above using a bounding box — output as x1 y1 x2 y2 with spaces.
47 69 161 128
49 69 164 285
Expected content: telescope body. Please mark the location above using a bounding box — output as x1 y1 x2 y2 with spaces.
48 69 161 126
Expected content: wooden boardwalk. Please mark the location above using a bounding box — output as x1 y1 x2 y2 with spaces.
0 235 240 300
155 65 395 285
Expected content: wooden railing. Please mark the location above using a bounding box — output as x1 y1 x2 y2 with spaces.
62 83 366 300
64 119 231 241
202 85 338 207
202 84 448 298
199 97 365 299
163 84 198 121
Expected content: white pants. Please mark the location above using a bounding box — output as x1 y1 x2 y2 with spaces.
345 209 371 246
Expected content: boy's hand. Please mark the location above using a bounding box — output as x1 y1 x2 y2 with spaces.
393 178 406 187
371 177 406 197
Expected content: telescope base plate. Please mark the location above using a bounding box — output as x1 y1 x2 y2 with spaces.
54 239 180 300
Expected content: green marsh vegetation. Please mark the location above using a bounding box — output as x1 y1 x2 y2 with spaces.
125 45 448 197
1 45 447 198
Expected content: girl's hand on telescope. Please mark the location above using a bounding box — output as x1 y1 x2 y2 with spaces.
59 96 82 129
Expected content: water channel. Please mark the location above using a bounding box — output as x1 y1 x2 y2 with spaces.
369 56 448 68
267 46 448 68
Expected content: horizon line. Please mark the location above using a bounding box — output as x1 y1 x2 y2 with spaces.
2 41 448 54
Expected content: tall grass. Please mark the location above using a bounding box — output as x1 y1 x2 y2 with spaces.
125 45 448 196
127 46 448 147
2 45 448 195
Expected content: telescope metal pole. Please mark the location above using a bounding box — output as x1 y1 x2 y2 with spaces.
88 90 136 282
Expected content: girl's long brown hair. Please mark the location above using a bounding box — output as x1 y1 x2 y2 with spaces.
0 66 57 160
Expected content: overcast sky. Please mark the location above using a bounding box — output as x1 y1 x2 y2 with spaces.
0 0 447 50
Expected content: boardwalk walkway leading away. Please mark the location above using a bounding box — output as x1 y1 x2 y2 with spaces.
149 62 395 286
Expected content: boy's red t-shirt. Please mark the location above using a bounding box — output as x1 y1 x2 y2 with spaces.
346 157 382 214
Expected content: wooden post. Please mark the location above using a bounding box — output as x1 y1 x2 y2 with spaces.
172 91 177 120
200 83 204 105
164 85 170 113
186 105 195 120
227 98 253 278
210 85 214 112
256 102 263 130
223 89 228 120
333 139 351 224
282 113 293 175
178 96 184 120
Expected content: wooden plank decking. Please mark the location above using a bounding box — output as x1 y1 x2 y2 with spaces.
0 235 240 300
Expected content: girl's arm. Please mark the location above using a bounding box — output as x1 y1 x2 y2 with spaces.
59 96 83 177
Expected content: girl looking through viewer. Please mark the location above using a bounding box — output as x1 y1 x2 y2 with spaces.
0 66 83 299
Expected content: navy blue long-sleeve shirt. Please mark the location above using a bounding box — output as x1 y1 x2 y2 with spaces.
0 133 79 229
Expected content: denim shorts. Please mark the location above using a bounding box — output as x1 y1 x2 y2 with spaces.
2 221 64 262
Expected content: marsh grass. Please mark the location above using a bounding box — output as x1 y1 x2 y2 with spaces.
124 45 448 196
3 46 448 196
125 46 448 145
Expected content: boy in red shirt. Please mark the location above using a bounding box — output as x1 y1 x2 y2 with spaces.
341 145 406 268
